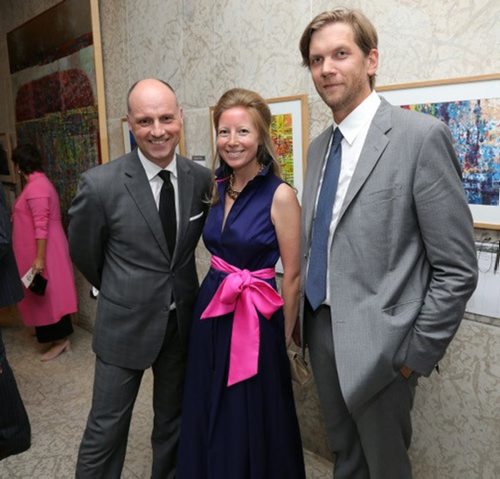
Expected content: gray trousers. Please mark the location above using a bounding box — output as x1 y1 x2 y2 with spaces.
76 316 185 479
305 304 417 479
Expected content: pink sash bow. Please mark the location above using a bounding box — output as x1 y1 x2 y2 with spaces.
201 255 284 386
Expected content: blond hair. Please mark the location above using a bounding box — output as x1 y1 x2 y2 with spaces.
299 8 378 90
212 88 281 176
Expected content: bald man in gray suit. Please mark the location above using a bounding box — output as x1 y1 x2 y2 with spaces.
298 9 478 479
69 79 212 478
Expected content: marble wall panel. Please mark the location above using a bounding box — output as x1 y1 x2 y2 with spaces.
124 0 184 98
107 117 126 162
182 107 213 166
195 240 212 283
206 0 311 105
410 320 500 478
99 0 129 121
263 1 311 98
180 0 218 108
210 0 248 100
308 97 333 140
228 0 306 97
292 355 331 459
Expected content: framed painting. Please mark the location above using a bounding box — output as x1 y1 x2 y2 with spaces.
210 94 308 199
121 118 187 157
7 0 108 226
378 74 500 230
121 118 137 153
267 95 309 200
0 133 15 183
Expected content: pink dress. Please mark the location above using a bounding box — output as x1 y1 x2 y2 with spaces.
12 172 77 327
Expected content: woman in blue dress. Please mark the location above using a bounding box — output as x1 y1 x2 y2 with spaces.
177 88 305 478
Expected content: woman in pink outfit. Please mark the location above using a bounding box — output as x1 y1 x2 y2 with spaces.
11 144 77 361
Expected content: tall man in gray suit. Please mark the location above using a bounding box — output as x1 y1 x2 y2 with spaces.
69 79 212 478
299 9 478 479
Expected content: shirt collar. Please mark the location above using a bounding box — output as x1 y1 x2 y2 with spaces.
334 91 381 145
137 149 178 181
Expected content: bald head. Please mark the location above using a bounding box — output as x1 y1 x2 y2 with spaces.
126 78 183 167
127 78 177 113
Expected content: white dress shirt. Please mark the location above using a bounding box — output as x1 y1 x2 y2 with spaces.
314 91 381 306
137 149 180 235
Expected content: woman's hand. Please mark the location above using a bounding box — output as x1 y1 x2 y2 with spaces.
32 239 47 274
32 256 45 275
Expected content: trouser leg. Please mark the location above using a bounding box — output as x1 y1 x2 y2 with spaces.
354 372 417 479
305 304 369 479
150 311 186 479
75 356 143 479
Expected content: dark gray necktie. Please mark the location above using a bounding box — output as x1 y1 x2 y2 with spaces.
305 128 343 311
158 170 176 256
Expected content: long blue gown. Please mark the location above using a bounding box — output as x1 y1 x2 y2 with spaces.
177 164 305 478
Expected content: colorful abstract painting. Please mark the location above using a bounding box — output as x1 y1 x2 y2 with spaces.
267 96 308 200
7 0 104 227
379 77 500 227
402 99 500 206
271 113 294 186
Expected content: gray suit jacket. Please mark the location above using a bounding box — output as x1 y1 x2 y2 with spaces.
68 151 212 369
301 97 478 413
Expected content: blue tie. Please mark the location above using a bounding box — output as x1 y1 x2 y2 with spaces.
306 128 343 311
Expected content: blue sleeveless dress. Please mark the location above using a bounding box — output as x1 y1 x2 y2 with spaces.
177 165 305 479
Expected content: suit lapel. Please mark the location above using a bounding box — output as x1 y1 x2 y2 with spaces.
122 152 170 260
175 155 194 260
303 127 332 241
336 98 392 224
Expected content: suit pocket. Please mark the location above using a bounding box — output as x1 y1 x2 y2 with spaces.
98 293 133 311
382 298 423 317
359 184 403 204
189 211 204 222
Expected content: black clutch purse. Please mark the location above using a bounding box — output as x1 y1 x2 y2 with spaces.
29 273 47 296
